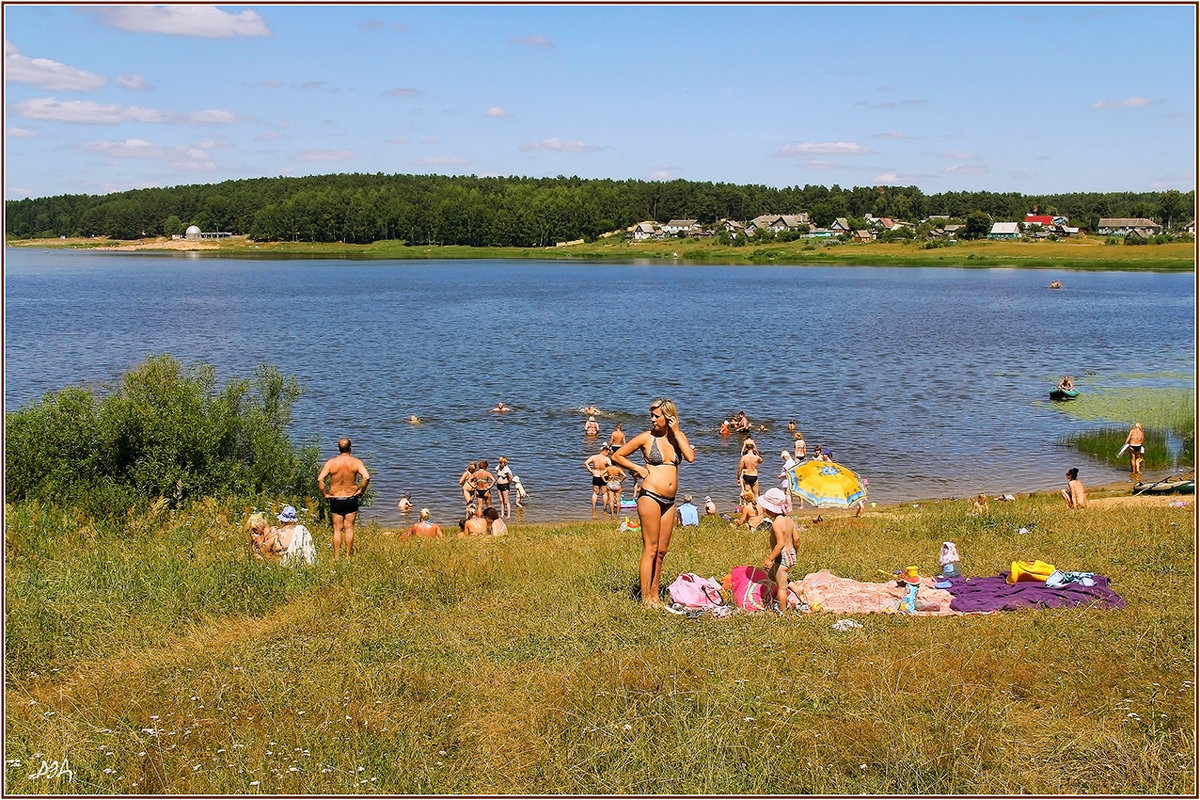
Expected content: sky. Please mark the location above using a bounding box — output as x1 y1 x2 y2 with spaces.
3 3 1196 201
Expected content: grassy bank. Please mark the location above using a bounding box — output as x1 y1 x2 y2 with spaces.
5 490 1194 794
1054 385 1195 471
9 235 1196 271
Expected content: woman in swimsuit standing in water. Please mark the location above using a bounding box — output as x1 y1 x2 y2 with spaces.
611 398 695 608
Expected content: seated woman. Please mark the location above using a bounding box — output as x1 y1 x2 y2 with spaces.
461 506 490 536
1058 375 1075 391
402 508 444 539
732 490 769 530
275 506 317 565
483 506 508 536
247 512 280 559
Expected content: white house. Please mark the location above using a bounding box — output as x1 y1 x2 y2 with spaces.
662 219 699 235
988 222 1021 239
631 221 659 241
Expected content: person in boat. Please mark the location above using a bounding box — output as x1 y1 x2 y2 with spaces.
611 398 695 609
1123 422 1145 481
402 508 444 539
1058 375 1075 391
490 401 511 413
1061 467 1088 508
583 415 600 436
1049 280 1062 289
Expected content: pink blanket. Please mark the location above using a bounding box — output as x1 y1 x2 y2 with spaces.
788 569 959 616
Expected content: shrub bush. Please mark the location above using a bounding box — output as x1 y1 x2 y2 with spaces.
5 355 320 516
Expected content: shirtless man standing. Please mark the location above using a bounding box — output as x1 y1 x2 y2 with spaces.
317 438 371 558
584 444 612 516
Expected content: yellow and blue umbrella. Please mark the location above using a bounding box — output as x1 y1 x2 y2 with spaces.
787 459 867 508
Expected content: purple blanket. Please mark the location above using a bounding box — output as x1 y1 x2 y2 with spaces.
945 573 1126 613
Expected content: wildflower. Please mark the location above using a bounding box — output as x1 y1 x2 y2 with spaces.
622 724 632 731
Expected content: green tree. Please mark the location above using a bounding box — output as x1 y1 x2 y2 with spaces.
962 211 992 240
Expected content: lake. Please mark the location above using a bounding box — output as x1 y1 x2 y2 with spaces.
4 248 1194 525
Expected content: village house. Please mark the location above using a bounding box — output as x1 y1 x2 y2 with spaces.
630 221 659 241
829 218 852 234
1097 217 1163 236
853 229 874 243
662 219 699 236
718 219 746 236
746 213 810 235
988 222 1021 239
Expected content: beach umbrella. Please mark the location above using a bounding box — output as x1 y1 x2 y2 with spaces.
786 459 867 509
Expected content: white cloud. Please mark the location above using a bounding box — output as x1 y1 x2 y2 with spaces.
4 41 107 91
485 106 511 118
187 109 237 124
416 156 468 165
295 148 355 161
649 167 675 180
511 35 554 47
85 6 271 38
385 88 421 98
778 142 872 155
872 131 909 141
13 96 236 125
1091 96 1155 109
945 164 988 175
519 137 600 152
14 98 163 124
78 137 216 170
118 73 151 91
7 127 36 138
256 130 286 141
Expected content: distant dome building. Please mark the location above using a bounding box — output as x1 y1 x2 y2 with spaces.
185 225 202 240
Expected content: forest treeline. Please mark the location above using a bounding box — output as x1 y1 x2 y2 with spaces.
5 172 1194 247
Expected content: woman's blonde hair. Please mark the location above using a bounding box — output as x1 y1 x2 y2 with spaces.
247 512 267 531
419 508 431 520
650 397 677 418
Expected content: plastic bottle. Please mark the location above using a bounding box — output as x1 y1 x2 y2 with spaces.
940 541 962 578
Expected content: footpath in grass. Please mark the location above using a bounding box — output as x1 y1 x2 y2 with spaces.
4 491 1195 794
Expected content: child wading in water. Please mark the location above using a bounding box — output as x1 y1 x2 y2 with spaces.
757 488 800 613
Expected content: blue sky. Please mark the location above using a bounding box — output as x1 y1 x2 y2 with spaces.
4 4 1195 200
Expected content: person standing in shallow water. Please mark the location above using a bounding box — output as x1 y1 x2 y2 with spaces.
1123 422 1145 481
317 437 370 558
611 398 695 609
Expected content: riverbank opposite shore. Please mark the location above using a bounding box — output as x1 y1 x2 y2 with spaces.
8 234 1195 271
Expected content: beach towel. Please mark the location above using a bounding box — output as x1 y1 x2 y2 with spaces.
944 573 1125 613
788 569 956 616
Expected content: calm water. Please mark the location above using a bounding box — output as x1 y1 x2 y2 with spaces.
4 249 1195 525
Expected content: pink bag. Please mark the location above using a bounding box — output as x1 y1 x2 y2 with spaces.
668 573 724 608
730 566 776 612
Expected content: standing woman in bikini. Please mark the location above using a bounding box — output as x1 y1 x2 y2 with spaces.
611 398 695 608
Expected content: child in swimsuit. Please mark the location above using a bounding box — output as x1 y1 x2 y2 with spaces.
758 488 800 613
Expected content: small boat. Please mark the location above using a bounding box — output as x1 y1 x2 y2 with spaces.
1133 475 1195 495
1049 281 1062 289
1049 387 1079 400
